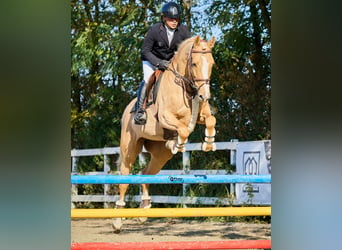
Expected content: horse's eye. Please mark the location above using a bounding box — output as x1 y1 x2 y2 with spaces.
192 63 197 67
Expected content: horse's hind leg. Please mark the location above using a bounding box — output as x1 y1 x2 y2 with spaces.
138 140 173 223
112 137 144 233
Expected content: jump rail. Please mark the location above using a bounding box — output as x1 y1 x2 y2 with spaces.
71 240 271 250
71 207 271 218
71 142 271 249
71 174 271 184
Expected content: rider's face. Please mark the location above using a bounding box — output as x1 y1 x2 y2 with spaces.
163 17 179 29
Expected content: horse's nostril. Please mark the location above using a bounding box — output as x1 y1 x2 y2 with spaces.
199 95 210 101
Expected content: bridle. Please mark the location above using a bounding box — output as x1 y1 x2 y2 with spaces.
167 45 212 98
187 49 212 87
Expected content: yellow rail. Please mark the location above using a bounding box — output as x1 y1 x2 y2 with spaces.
71 207 271 218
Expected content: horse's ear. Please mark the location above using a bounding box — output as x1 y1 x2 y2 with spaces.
208 36 216 48
194 36 201 46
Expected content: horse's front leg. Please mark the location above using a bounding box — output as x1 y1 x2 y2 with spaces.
139 141 173 223
165 126 189 154
112 164 129 233
112 137 143 233
137 183 152 224
165 134 188 154
198 102 216 152
160 112 190 154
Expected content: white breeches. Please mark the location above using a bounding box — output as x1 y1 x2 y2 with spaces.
142 60 156 83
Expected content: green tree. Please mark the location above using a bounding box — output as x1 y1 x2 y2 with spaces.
70 0 271 154
205 0 271 141
71 0 161 148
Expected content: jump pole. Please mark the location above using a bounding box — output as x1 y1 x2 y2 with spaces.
71 240 271 250
71 207 271 218
71 174 271 184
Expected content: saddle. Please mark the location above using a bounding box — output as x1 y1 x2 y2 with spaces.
131 70 163 113
145 70 163 108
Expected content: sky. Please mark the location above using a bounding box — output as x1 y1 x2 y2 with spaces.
191 0 223 40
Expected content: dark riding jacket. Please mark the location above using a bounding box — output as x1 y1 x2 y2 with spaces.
141 22 191 67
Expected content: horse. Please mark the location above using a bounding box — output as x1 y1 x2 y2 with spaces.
113 36 217 232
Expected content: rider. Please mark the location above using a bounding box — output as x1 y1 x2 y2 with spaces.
134 1 191 125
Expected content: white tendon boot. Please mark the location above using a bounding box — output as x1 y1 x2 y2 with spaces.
202 128 216 151
138 195 151 223
112 200 126 233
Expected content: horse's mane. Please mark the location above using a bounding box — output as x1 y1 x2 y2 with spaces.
178 36 197 50
174 36 197 59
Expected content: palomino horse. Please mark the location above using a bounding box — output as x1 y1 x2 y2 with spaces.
113 36 216 232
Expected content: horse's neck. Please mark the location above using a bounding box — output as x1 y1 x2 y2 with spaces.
158 69 191 107
172 56 187 76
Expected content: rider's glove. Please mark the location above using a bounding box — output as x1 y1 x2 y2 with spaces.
157 60 169 70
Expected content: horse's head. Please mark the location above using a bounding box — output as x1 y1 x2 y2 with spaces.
171 36 216 101
188 36 216 101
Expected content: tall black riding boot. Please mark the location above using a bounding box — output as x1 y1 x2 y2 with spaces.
134 80 147 125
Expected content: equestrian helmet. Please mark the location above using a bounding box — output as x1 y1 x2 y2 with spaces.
161 2 182 19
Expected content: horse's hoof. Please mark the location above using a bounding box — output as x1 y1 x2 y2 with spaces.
112 218 123 233
138 217 148 223
202 142 208 151
171 146 178 154
173 146 185 154
165 140 175 151
201 142 216 152
139 199 151 223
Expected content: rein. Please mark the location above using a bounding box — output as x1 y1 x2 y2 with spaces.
167 46 212 99
166 41 213 133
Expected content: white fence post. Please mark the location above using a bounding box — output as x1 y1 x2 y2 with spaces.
104 154 110 208
71 155 78 209
182 151 191 208
230 139 239 197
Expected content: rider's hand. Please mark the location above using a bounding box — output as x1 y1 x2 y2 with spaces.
157 60 169 70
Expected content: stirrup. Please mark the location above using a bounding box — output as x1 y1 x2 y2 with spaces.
134 110 147 125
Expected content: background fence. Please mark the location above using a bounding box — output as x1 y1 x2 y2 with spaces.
71 140 271 208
